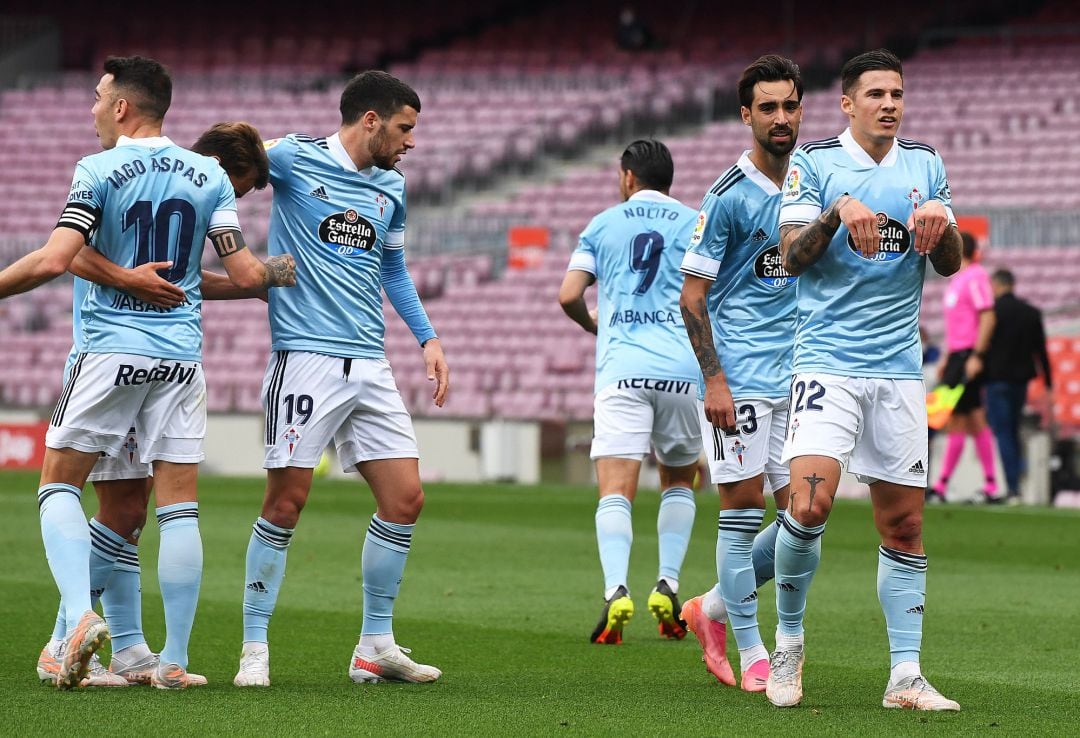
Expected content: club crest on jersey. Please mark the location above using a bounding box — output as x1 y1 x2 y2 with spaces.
783 167 800 200
123 432 138 463
318 208 377 253
907 186 924 207
283 426 301 454
374 193 390 217
754 244 796 288
730 439 746 466
847 212 910 262
689 211 707 246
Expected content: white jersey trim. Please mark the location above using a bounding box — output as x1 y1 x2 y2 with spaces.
568 251 597 275
737 151 781 196
839 128 898 168
384 229 405 250
627 189 681 205
778 202 822 225
680 251 721 279
208 209 240 232
115 135 174 149
326 132 359 172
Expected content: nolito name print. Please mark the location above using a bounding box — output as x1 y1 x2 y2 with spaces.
114 362 199 386
616 378 693 394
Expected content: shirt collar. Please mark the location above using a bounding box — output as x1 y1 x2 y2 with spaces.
326 132 377 175
116 134 173 148
628 189 680 204
839 127 898 168
736 151 780 196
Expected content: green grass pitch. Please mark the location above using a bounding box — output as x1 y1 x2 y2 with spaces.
2 470 1079 736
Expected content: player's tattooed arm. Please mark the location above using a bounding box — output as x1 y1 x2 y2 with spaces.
681 294 721 378
780 195 851 275
928 224 962 277
263 255 296 288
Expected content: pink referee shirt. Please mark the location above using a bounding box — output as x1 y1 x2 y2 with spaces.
943 262 994 352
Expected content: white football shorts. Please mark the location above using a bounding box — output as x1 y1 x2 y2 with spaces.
701 396 790 490
262 351 419 470
591 378 702 467
781 372 929 487
47 352 205 463
87 425 152 482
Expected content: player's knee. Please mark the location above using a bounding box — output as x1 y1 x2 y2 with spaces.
881 512 923 549
383 486 424 524
263 492 307 528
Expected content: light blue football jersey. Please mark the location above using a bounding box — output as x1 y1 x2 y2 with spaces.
778 128 955 379
59 135 238 362
265 133 407 358
681 152 796 400
568 190 700 393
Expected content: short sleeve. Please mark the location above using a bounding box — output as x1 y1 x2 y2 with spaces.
264 136 300 189
56 160 105 243
680 192 729 280
778 149 822 226
931 152 957 225
385 179 406 250
568 218 599 276
207 168 240 234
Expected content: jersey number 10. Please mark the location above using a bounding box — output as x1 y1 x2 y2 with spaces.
123 199 197 284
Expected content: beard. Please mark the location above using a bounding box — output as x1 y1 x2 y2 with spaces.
760 130 797 157
367 126 396 170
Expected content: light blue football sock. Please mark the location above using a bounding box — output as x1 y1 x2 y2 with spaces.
88 518 124 605
657 487 696 587
361 515 414 636
157 503 202 669
595 495 633 598
878 546 927 668
242 517 295 643
101 540 146 652
38 484 91 635
752 510 785 588
774 516 826 637
718 508 766 651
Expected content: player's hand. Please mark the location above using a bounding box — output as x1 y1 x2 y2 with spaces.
908 199 950 255
125 261 186 308
837 196 881 259
964 353 983 381
423 338 449 407
703 376 736 432
588 308 599 335
265 254 296 287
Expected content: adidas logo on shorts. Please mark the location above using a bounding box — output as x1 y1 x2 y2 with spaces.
907 460 926 475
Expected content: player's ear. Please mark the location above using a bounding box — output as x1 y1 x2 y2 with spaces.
740 106 752 126
840 94 854 116
362 110 380 131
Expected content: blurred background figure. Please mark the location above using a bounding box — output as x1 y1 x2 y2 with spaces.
928 232 999 503
983 268 1053 504
616 6 654 52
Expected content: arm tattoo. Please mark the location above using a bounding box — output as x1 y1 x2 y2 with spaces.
210 229 246 258
803 472 825 512
681 295 722 378
781 197 846 276
263 255 294 287
928 225 962 276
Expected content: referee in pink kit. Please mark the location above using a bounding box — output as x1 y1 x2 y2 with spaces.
928 232 1001 502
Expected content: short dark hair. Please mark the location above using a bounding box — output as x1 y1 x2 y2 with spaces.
340 71 421 125
737 54 804 109
191 122 269 191
840 48 903 97
620 139 674 192
103 55 172 120
960 231 979 259
991 268 1015 289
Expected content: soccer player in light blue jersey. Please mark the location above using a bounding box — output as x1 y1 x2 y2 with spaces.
34 122 275 688
232 71 450 688
0 57 294 690
677 55 803 693
767 49 962 711
559 140 702 646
